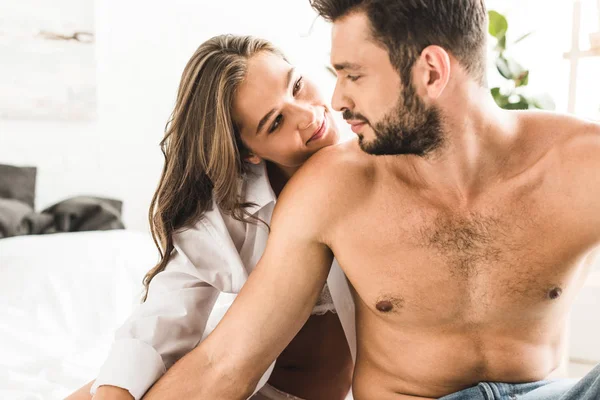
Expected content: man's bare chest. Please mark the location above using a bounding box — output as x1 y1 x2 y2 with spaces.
330 191 586 323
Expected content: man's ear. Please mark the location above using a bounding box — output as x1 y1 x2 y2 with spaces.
416 45 451 100
245 154 262 165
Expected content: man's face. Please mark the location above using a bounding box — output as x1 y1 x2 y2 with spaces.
330 12 443 156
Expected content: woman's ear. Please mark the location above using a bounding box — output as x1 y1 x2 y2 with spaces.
245 154 262 165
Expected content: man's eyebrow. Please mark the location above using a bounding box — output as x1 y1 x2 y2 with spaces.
332 62 362 72
256 67 296 135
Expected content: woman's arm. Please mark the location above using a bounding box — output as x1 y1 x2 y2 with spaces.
89 268 220 399
92 385 133 400
64 380 132 400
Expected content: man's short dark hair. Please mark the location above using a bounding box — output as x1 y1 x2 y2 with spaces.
310 0 488 85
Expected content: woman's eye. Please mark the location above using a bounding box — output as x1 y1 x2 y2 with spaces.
267 77 303 134
293 77 304 95
269 114 283 133
347 75 360 82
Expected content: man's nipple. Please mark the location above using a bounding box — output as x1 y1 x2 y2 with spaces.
376 300 394 313
548 287 563 300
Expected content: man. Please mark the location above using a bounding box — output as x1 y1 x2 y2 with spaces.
144 1 600 399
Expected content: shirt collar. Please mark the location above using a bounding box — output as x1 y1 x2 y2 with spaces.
242 162 276 215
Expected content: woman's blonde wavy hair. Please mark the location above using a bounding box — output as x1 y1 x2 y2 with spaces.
143 34 285 301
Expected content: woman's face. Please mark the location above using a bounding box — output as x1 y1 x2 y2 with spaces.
233 51 340 173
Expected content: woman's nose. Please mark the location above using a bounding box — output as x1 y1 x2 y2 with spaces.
293 103 318 131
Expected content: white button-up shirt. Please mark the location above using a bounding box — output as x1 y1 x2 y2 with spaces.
91 162 356 400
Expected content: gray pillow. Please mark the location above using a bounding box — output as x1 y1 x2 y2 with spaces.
0 164 37 208
0 198 34 238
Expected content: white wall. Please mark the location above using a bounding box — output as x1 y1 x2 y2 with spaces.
0 0 331 231
4 0 591 232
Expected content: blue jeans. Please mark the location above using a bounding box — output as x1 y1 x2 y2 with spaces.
439 363 600 399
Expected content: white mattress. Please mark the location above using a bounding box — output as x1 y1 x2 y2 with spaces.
0 230 158 400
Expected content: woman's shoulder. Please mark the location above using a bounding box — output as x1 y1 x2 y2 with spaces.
172 198 241 247
167 201 249 292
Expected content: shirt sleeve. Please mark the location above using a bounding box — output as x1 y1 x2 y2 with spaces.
91 212 244 400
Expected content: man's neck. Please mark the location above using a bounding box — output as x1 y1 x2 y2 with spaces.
399 87 520 206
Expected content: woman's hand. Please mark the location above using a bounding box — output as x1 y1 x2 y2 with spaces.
92 385 134 400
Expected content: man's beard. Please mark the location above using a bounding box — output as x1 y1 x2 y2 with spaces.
348 82 444 157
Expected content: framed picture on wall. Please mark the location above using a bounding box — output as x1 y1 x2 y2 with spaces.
0 0 96 121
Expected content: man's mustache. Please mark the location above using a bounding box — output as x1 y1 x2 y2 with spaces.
342 109 369 124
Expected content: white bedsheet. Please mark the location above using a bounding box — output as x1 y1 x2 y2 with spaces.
0 230 158 400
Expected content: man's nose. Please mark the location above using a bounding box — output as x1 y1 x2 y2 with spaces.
331 79 352 112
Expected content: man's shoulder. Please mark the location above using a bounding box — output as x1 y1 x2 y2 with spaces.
290 138 374 194
275 139 374 222
519 111 600 161
547 113 600 163
532 113 600 233
521 110 600 137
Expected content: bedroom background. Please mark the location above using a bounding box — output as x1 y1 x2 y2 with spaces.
0 0 599 399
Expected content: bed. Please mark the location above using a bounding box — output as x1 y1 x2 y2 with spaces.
0 230 158 400
1 229 598 400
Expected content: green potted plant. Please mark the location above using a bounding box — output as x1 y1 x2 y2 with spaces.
488 10 555 110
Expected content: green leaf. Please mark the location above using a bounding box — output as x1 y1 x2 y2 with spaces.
514 31 534 44
507 58 526 78
496 56 513 80
488 11 508 40
530 94 556 110
515 70 530 87
504 95 529 110
497 35 507 52
487 10 555 111
490 87 510 108
496 56 528 83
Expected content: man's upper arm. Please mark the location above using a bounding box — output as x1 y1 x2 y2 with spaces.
560 120 600 243
197 168 335 389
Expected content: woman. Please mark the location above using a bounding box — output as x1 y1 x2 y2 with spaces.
67 34 354 400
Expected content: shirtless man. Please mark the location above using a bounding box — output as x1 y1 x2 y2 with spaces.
143 1 600 399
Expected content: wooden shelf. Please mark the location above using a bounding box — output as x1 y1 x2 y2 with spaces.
564 48 600 59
